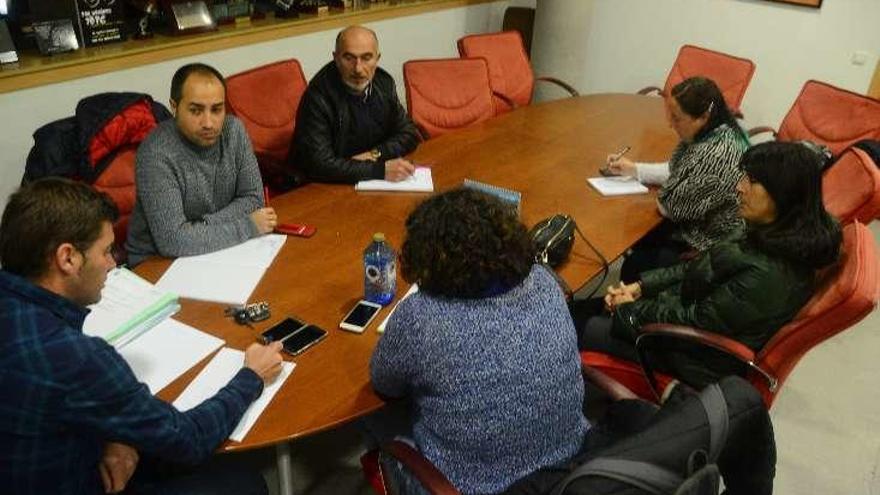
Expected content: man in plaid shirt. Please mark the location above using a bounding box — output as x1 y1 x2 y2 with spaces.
0 178 283 494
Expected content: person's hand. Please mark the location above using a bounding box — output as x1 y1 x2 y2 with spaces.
244 341 284 385
250 207 277 234
99 442 139 493
384 158 415 182
605 155 636 177
352 151 375 161
604 281 641 311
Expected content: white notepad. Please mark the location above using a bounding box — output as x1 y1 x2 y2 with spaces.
157 234 287 306
587 177 650 196
355 167 434 192
120 318 224 394
173 347 295 442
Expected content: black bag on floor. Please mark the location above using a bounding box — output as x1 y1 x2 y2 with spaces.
505 376 775 495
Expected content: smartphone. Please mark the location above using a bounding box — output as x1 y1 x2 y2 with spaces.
275 223 317 238
339 300 382 333
282 324 327 356
260 317 306 344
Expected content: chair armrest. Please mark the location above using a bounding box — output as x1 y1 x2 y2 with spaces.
581 363 639 401
637 86 663 96
747 125 777 139
536 76 580 97
380 441 460 495
634 323 777 397
638 323 757 363
492 91 518 112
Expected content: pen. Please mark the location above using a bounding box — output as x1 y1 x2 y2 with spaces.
263 186 270 207
609 145 631 163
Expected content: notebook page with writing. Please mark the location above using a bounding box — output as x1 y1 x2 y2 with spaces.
172 348 295 442
355 167 434 192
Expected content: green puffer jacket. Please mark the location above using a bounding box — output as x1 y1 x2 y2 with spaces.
614 236 815 386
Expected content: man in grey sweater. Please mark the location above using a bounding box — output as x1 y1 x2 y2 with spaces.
126 63 276 266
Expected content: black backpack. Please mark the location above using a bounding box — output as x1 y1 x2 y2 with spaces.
551 384 728 495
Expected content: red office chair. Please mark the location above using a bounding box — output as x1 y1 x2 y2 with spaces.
749 80 880 223
582 221 880 407
456 31 579 115
403 58 497 139
226 59 308 192
639 44 756 117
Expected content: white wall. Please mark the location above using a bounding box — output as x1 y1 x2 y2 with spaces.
0 2 513 210
531 0 880 128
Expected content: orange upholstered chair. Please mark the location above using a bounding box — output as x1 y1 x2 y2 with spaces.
749 80 880 223
403 58 496 139
226 59 307 191
639 44 756 117
582 221 880 407
456 31 578 115
92 146 138 258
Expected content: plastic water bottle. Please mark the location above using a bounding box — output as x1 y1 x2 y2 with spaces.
364 232 396 305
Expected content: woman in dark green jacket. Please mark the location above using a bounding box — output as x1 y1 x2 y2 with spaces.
572 141 841 388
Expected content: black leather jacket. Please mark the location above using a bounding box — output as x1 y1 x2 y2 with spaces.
289 61 420 183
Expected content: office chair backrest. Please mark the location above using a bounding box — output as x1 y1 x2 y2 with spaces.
776 80 880 156
226 59 308 190
457 31 535 114
403 57 496 139
755 221 879 406
664 45 756 116
823 147 880 224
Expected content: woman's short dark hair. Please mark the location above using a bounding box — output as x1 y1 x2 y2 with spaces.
0 178 118 279
670 77 745 143
400 188 534 298
742 141 841 269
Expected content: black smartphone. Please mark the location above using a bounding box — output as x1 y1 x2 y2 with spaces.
282 324 327 356
260 317 306 344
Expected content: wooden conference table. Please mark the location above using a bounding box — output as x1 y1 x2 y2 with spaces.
135 93 677 490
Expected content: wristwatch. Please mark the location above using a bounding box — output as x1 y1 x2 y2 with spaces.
369 148 381 161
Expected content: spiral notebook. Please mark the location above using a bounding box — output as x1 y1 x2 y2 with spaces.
462 179 522 215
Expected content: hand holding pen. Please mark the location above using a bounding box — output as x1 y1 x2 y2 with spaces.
250 186 278 234
601 145 636 178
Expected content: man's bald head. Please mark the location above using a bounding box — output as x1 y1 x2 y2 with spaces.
333 25 381 93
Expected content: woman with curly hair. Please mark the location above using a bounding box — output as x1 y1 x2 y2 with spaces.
370 188 589 494
573 141 842 389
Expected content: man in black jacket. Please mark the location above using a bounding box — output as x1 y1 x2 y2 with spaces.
290 25 421 183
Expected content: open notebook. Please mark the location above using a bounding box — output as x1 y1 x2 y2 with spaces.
355 167 434 192
157 234 287 306
587 177 649 196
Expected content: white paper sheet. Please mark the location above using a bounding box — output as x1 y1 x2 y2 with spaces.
587 176 650 196
355 167 434 192
120 318 224 394
156 235 287 305
377 284 419 333
173 348 295 442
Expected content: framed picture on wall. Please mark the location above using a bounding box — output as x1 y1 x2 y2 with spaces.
764 0 822 7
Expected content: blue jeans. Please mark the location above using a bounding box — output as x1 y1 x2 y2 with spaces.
124 457 267 495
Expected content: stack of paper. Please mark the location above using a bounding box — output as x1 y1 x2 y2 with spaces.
84 267 180 349
156 234 287 306
355 167 434 192
587 177 650 196
173 348 295 442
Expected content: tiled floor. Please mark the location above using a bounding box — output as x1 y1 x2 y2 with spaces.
253 223 880 494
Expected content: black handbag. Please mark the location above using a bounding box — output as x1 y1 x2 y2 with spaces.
530 214 576 268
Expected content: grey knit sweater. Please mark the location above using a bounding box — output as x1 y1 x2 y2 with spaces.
371 265 590 494
126 116 264 266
